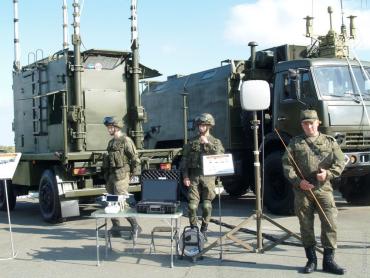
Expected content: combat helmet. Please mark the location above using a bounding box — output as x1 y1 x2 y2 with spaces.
195 113 215 126
103 116 123 129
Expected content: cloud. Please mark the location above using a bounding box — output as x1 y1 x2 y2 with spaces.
160 44 177 55
224 0 370 54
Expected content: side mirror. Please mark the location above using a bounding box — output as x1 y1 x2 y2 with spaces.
240 80 270 111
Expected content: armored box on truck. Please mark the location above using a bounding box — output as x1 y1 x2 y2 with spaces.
1 1 181 223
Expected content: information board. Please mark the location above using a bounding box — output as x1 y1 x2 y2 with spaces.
202 153 234 176
0 153 21 179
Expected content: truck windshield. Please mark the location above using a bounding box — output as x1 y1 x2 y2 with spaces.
313 66 370 99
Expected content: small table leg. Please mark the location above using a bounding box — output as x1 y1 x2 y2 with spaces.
104 219 108 258
170 218 174 268
96 219 100 266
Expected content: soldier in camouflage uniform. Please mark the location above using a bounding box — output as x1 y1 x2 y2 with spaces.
181 113 224 238
102 116 142 237
282 110 346 275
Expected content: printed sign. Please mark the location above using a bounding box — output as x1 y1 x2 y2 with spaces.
0 153 22 179
202 153 234 176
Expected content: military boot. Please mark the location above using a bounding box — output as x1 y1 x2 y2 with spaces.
109 225 122 238
323 248 346 275
303 247 317 273
110 219 122 237
200 222 208 241
127 217 142 241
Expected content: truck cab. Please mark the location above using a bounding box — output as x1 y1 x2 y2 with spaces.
262 57 370 214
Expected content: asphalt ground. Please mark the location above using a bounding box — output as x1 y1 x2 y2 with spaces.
0 191 369 278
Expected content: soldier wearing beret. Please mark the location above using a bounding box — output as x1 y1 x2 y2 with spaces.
181 113 224 239
102 116 142 238
282 110 346 275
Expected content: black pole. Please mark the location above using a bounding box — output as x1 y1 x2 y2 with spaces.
251 111 263 251
182 93 188 145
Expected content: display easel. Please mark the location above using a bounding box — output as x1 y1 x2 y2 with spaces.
201 154 234 260
0 152 21 260
0 179 17 260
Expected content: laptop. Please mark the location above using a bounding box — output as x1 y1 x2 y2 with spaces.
136 178 180 214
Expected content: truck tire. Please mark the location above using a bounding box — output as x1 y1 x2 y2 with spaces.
0 180 16 211
39 170 62 223
339 175 370 205
222 151 252 197
263 151 294 215
223 177 248 196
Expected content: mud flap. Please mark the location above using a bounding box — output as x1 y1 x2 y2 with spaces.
61 200 80 218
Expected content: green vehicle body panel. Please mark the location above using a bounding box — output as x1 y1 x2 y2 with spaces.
11 49 178 199
141 43 370 206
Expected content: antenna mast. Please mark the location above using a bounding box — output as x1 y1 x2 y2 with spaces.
62 0 69 49
130 0 144 149
340 0 347 36
72 0 84 151
13 0 21 71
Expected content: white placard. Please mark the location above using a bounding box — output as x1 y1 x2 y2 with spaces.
0 153 22 179
202 154 234 176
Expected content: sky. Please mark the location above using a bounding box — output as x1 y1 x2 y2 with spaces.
1 0 369 146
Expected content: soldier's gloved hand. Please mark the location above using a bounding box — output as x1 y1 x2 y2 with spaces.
200 135 209 144
299 179 314 191
316 168 327 182
183 177 191 187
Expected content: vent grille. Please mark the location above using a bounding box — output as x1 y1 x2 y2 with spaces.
345 133 370 147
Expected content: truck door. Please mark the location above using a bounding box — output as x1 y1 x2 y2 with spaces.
274 70 313 137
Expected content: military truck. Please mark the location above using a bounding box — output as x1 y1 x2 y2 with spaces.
1 0 180 222
142 7 370 214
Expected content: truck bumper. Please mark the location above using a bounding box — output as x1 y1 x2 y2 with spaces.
343 151 370 177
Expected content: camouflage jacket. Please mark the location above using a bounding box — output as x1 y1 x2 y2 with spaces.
282 133 345 190
181 134 224 178
103 134 141 178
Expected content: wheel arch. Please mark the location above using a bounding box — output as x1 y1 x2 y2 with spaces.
263 131 291 157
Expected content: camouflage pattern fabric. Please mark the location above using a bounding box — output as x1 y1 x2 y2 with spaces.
282 133 345 248
181 134 224 226
104 134 141 227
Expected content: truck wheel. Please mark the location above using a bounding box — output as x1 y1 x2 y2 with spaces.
39 170 62 223
263 151 294 215
223 177 248 197
222 152 252 197
0 180 16 211
339 175 370 205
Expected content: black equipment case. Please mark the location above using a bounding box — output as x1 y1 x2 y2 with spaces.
136 170 180 214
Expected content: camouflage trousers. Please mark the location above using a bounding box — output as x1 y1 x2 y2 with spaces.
106 171 137 228
188 173 216 226
294 187 338 249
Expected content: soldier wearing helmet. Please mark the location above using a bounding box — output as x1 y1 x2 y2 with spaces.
180 113 224 239
102 116 142 237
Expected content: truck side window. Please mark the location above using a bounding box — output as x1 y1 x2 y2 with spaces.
300 72 315 99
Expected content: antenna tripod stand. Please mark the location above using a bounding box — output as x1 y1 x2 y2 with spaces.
194 111 323 260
